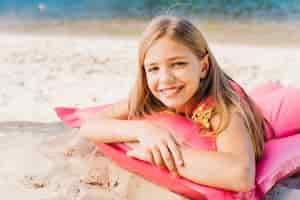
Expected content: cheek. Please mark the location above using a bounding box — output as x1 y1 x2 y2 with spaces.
145 74 156 92
179 69 200 85
189 65 202 85
181 70 201 92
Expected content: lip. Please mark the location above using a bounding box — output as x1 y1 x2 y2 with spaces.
158 85 184 92
158 85 184 98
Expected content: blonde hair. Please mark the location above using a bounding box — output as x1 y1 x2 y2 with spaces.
128 16 265 160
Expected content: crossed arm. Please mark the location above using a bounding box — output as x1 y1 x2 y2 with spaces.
78 100 256 192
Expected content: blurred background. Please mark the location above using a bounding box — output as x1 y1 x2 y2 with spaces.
1 0 300 46
0 1 300 122
1 0 300 20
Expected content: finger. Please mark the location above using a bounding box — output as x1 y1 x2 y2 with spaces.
158 142 177 174
126 149 139 158
127 149 149 161
146 147 155 163
152 145 164 167
167 139 184 167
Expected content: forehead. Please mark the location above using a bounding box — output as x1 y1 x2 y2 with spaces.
144 37 195 65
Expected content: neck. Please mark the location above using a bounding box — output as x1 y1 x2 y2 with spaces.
174 98 198 117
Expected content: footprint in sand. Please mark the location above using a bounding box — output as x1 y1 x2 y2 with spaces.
21 175 48 189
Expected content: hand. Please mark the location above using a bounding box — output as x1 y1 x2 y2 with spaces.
126 143 154 163
127 122 184 175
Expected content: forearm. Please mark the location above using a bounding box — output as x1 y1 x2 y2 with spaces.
79 118 146 143
177 147 255 192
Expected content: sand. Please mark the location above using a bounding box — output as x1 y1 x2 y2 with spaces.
0 122 188 200
0 31 300 199
1 33 300 122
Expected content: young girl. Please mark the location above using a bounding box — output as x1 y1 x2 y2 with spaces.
77 16 266 192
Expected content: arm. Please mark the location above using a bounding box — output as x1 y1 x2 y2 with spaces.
80 117 184 171
64 99 131 156
79 118 143 143
125 111 255 192
79 98 151 143
176 112 255 192
80 104 255 192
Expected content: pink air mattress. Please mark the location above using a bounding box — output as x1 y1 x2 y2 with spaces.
55 82 300 199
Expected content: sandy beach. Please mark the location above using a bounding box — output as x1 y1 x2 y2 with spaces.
1 31 300 122
1 22 300 199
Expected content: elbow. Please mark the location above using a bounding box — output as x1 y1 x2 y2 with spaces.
236 176 255 192
234 164 255 192
78 124 90 140
78 120 97 141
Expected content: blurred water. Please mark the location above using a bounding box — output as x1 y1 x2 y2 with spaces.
0 0 300 21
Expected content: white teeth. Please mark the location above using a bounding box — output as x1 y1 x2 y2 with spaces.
160 87 182 97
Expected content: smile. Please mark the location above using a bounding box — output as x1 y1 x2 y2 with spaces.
159 85 184 97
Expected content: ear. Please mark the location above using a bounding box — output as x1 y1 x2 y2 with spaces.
200 54 209 79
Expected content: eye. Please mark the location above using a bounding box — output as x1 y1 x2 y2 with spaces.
146 66 159 73
172 61 188 68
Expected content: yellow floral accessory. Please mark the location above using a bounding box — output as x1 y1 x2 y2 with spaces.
191 97 216 130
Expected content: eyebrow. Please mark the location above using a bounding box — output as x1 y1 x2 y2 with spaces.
144 56 187 67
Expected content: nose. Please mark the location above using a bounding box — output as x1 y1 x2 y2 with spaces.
159 66 175 84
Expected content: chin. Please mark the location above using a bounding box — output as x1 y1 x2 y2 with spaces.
162 101 185 111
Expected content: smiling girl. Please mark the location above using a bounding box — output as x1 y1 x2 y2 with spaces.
77 16 266 193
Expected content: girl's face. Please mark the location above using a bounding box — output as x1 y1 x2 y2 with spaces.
144 37 207 112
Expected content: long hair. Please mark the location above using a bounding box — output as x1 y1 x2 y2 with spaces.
128 16 265 160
